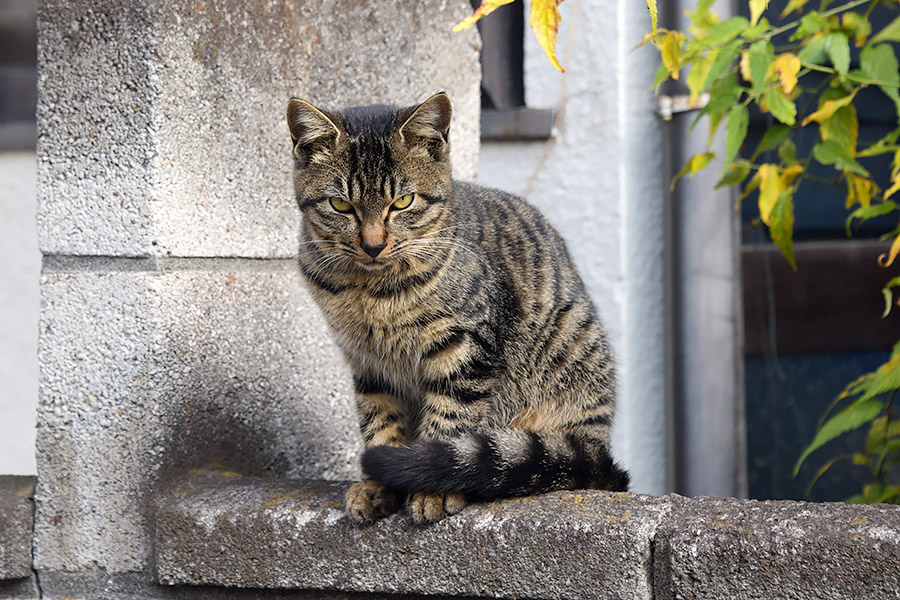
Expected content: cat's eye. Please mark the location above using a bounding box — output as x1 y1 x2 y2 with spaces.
392 194 414 211
329 197 354 213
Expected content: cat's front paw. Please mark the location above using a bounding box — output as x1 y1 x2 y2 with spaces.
407 491 466 524
345 480 400 525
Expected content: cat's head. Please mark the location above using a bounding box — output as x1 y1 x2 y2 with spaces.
286 93 454 273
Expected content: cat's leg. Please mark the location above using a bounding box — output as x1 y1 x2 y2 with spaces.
345 375 407 524
407 341 495 524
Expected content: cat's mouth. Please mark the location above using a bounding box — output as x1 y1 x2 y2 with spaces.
355 259 390 271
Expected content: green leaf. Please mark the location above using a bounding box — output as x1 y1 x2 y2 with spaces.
791 11 829 40
852 347 900 403
813 140 869 176
752 124 791 160
871 14 900 45
779 138 798 165
794 397 884 475
703 41 742 91
747 39 775 96
845 201 898 236
724 103 749 171
652 62 669 92
769 188 796 269
687 53 714 104
765 89 797 125
825 32 850 75
716 159 752 188
798 35 829 65
742 17 771 39
820 103 858 151
866 415 900 455
860 44 900 115
704 17 749 46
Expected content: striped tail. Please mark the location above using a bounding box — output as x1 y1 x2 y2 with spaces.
361 430 630 499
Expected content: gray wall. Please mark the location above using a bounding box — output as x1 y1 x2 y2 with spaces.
0 152 39 476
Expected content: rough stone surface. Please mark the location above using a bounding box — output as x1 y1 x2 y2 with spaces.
38 570 484 600
654 496 900 600
35 264 360 574
0 577 39 600
0 476 35 580
37 0 481 258
155 477 683 600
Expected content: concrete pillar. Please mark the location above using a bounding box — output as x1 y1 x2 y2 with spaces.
35 0 480 587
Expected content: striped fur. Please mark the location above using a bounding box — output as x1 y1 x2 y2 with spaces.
287 93 629 524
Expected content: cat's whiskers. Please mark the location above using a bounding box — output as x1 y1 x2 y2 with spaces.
410 236 489 269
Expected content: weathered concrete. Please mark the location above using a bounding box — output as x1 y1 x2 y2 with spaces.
38 570 483 600
0 476 35 580
37 0 481 258
154 478 900 600
35 264 360 575
0 577 39 600
654 496 900 600
35 0 481 581
155 477 683 600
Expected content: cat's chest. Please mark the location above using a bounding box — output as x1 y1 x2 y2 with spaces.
320 290 430 369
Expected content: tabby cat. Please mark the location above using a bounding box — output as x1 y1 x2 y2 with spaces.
286 92 629 525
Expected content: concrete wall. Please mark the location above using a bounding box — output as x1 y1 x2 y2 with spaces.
0 152 39 476
34 0 480 581
477 0 669 494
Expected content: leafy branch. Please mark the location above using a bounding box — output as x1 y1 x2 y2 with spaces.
648 0 900 504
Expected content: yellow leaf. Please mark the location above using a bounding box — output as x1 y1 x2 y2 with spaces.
687 53 713 105
845 173 879 209
884 173 900 201
758 163 784 226
749 0 769 27
780 164 804 187
740 50 752 83
780 0 808 18
661 31 684 80
647 0 658 39
801 91 857 126
530 0 564 72
771 53 801 94
879 233 900 268
452 0 517 32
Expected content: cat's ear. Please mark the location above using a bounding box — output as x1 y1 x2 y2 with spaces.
286 98 341 160
399 92 452 158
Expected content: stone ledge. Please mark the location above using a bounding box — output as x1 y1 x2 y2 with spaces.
154 477 682 600
655 495 900 600
0 476 35 580
154 477 900 600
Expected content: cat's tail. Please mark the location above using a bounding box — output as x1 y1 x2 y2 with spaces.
361 430 629 499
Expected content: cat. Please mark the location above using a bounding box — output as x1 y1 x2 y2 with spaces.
286 92 629 525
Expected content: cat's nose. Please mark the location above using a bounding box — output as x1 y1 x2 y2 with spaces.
361 241 387 259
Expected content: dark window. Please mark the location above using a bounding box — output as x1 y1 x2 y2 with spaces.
0 0 37 150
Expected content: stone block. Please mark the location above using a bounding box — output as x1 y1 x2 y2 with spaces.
35 262 360 574
0 577 39 600
37 0 481 258
0 476 35 580
155 478 684 600
654 496 900 600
